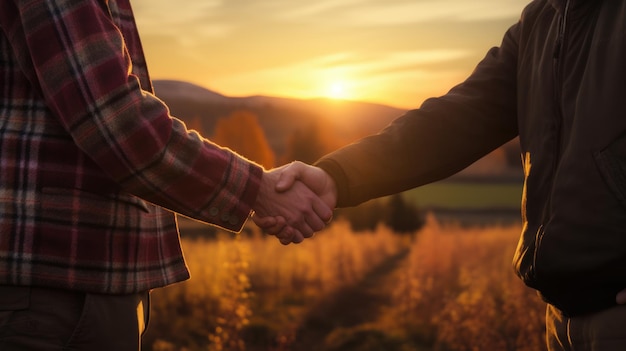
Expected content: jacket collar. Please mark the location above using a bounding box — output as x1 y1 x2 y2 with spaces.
548 0 594 16
549 0 569 12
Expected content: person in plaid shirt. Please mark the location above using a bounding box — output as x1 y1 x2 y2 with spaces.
0 0 332 349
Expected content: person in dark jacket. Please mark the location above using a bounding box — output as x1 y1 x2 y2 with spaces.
256 0 626 349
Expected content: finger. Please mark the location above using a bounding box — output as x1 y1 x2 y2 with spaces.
253 215 288 235
302 197 328 232
290 232 305 244
311 197 333 224
305 211 326 233
263 223 287 235
617 289 626 304
265 216 287 234
276 226 298 245
252 214 277 228
286 216 315 240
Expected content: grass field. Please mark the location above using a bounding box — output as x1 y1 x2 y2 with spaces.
142 217 545 351
403 181 523 209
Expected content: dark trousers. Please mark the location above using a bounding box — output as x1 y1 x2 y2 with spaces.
0 286 149 351
547 304 626 351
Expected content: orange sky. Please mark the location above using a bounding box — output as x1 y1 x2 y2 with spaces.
132 0 529 109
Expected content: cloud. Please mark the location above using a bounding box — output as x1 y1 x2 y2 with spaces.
259 0 527 25
209 49 471 97
132 0 527 41
359 50 472 71
134 0 526 108
132 0 233 38
289 50 472 77
264 0 371 20
344 0 527 25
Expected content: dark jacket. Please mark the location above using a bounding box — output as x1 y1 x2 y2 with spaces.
317 0 626 316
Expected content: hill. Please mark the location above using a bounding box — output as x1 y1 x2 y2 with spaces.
153 80 404 158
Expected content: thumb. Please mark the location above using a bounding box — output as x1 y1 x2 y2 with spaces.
275 162 302 192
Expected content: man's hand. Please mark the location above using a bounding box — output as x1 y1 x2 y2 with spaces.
252 164 333 245
253 162 337 243
275 161 337 210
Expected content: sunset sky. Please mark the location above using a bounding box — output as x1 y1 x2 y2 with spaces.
132 0 529 109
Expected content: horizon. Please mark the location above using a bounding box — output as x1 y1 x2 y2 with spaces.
133 0 529 109
153 78 409 109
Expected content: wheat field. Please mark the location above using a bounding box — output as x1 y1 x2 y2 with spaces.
142 216 546 351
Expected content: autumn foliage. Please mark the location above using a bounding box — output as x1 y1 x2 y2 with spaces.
211 110 276 169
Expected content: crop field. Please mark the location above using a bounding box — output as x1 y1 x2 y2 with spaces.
142 215 545 351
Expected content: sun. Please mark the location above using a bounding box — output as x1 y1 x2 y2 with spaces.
327 81 349 100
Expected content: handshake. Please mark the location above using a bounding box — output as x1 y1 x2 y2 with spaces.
252 161 338 245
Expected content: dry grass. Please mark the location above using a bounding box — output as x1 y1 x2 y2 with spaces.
390 215 546 350
143 216 546 351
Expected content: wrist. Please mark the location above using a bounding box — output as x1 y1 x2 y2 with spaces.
315 160 344 207
253 170 273 213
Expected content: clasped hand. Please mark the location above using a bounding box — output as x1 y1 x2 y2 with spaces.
252 162 337 245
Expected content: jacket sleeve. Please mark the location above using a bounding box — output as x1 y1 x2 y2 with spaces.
0 0 262 231
316 21 521 207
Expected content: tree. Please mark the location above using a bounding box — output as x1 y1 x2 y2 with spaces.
282 120 339 165
335 194 424 234
212 110 275 169
336 199 388 232
384 194 424 234
185 115 206 135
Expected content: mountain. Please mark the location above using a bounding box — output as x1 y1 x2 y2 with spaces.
152 79 406 157
152 80 229 104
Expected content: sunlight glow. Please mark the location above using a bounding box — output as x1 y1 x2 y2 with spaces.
328 81 348 100
134 0 530 109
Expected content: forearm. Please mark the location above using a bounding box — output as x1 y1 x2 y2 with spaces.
1 0 262 231
316 107 516 207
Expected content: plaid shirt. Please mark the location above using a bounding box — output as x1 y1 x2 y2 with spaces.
0 0 263 294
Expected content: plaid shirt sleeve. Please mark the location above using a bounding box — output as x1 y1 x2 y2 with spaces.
0 0 262 232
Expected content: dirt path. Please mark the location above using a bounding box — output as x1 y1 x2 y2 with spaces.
291 248 411 351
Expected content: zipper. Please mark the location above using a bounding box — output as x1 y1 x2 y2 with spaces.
552 0 570 143
530 0 571 282
552 0 570 62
